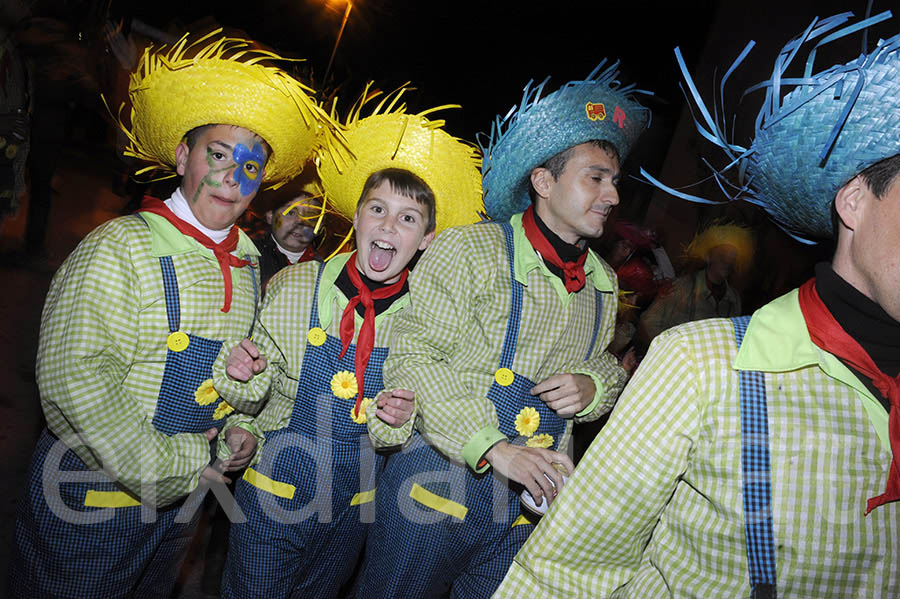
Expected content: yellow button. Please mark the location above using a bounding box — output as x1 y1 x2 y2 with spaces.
167 331 190 352
494 367 515 387
307 327 327 346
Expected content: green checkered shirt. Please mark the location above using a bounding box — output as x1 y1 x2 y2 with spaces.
495 289 899 598
383 214 628 471
37 211 261 507
212 251 415 449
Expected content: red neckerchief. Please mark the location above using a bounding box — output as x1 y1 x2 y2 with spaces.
339 253 409 416
139 197 250 313
798 278 900 514
297 246 316 264
521 206 588 293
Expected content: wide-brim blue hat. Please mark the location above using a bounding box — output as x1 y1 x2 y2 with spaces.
644 11 900 242
480 61 651 222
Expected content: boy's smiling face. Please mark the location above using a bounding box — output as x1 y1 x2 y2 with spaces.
353 179 435 284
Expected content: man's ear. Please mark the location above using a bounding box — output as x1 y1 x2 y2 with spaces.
834 175 865 232
175 142 189 177
265 210 274 225
530 167 552 201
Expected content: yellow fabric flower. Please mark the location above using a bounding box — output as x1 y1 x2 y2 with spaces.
212 401 235 420
331 371 359 399
350 398 373 424
526 433 554 449
515 407 540 437
194 379 219 406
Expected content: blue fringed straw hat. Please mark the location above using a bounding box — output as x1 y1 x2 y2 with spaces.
480 61 652 222
644 11 900 242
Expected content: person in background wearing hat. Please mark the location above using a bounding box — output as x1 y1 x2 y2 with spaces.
637 222 753 346
7 33 332 598
354 63 648 598
211 87 484 599
494 12 900 597
252 185 324 291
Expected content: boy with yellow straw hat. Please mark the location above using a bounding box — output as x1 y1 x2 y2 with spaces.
211 85 484 598
8 32 333 598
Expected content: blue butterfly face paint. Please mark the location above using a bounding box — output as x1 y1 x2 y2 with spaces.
233 142 267 196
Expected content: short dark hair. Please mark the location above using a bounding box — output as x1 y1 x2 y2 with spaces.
858 153 900 199
182 124 272 159
358 168 436 233
528 139 620 204
831 152 900 238
183 124 215 149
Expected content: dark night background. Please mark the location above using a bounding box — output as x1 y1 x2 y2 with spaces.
1 0 898 595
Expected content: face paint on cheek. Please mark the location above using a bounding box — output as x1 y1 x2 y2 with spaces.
191 150 234 203
232 142 267 197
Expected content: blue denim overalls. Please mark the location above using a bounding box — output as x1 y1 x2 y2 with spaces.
223 262 390 599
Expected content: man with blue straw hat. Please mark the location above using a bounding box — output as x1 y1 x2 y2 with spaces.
495 10 900 598
7 32 334 597
355 62 649 598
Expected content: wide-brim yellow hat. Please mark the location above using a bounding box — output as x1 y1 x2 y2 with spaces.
114 30 336 186
683 222 755 278
317 85 484 233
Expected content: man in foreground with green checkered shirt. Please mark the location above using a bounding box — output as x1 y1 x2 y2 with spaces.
7 34 332 597
495 13 900 598
354 63 647 598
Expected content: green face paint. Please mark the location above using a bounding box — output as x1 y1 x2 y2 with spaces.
190 148 234 204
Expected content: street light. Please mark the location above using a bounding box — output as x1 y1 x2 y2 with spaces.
324 0 353 82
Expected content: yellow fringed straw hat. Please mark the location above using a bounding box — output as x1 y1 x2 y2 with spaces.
111 29 337 186
317 84 484 233
683 222 755 278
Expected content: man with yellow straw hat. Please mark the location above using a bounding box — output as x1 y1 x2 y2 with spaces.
354 61 649 598
210 85 483 598
496 11 900 598
8 32 333 598
251 181 326 291
638 222 754 345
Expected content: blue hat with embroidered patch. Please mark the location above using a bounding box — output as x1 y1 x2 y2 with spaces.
479 61 652 222
643 11 900 242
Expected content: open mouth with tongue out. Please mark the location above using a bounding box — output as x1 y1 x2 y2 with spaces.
368 240 396 273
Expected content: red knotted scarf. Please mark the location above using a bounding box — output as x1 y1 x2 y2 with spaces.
521 206 587 293
339 253 409 416
798 278 900 513
139 197 250 313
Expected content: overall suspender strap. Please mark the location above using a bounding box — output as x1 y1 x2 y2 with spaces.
159 256 180 333
136 213 259 337
246 254 259 337
732 315 777 599
498 222 523 366
308 261 326 330
584 289 603 360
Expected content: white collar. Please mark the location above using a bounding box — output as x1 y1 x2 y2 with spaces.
166 187 231 244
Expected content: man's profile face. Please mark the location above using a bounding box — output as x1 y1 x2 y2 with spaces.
267 194 321 252
175 124 269 230
532 142 620 245
840 174 900 321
